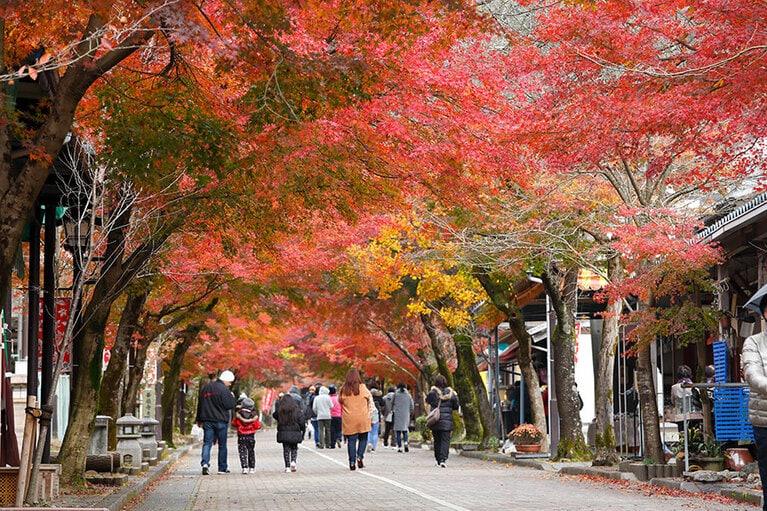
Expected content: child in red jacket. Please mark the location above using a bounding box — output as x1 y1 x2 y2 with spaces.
231 398 261 474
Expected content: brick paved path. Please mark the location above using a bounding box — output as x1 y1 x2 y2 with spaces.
125 430 758 511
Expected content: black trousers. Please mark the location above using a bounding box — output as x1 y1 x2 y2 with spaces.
754 426 767 511
432 429 451 464
382 420 394 446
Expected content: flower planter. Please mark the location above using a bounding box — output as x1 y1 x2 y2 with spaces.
515 444 541 453
693 456 724 471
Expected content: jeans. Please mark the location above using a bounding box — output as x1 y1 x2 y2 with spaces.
369 422 380 450
754 426 767 511
201 421 230 471
345 432 369 464
395 429 409 448
311 418 319 445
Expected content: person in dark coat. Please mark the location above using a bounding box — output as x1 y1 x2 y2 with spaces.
195 370 237 475
425 374 459 468
273 393 306 472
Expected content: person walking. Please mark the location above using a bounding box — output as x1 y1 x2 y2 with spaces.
339 368 373 470
426 374 460 468
273 393 306 473
313 385 333 448
381 385 395 448
195 370 237 475
231 397 261 474
368 385 383 452
392 382 414 453
742 295 767 511
304 385 320 445
329 384 343 448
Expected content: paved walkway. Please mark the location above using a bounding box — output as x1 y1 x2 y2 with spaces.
118 431 759 511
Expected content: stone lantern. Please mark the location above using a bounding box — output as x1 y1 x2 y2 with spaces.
139 417 160 466
115 413 143 474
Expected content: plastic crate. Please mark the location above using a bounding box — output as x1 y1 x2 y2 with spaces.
713 387 754 442
713 340 728 383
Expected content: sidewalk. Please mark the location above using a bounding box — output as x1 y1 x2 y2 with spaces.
461 450 764 508
10 434 764 510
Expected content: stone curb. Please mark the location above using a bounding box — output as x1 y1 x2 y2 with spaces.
459 450 557 471
459 450 763 507
94 443 194 511
558 465 637 481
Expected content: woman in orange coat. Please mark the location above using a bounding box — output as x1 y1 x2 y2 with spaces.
338 368 373 471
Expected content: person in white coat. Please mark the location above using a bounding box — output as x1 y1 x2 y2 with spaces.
312 386 333 448
742 295 767 511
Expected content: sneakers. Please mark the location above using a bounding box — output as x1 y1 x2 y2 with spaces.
404 443 409 453
218 469 231 474
249 468 256 474
349 463 356 471
439 462 447 468
366 443 372 452
337 440 342 448
357 458 364 469
290 461 297 472
397 447 402 453
284 467 291 473
242 468 248 474
202 464 209 475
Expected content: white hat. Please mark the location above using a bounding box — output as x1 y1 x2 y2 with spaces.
219 370 235 382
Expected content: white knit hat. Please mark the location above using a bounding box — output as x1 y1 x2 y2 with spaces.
219 370 235 382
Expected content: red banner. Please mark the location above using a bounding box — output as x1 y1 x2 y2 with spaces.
37 297 72 373
260 388 277 414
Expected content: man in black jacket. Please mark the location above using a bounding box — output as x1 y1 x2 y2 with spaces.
196 370 237 474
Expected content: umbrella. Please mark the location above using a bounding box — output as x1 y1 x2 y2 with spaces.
744 282 767 314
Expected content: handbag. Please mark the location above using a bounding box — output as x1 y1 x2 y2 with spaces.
426 403 440 427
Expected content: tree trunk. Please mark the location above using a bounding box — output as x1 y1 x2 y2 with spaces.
544 266 590 460
636 342 664 463
122 338 150 416
58 202 167 486
161 336 194 447
57 295 112 486
474 269 548 450
593 254 622 466
507 310 547 449
451 331 494 445
99 286 149 450
420 313 449 386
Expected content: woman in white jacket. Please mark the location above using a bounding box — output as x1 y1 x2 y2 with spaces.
742 296 767 511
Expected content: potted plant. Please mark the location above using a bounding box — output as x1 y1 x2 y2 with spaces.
686 427 725 471
508 423 544 452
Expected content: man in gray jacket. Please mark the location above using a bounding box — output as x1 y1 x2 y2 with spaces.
742 296 767 511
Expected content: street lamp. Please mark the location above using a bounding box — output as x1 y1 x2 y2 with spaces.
62 216 91 256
